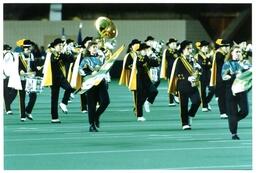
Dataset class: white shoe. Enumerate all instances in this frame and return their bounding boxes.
[215,97,219,101]
[144,101,151,113]
[6,110,13,115]
[174,96,180,104]
[51,119,61,123]
[202,108,209,112]
[182,125,191,130]
[168,103,176,107]
[25,112,33,120]
[220,114,228,119]
[59,103,68,113]
[70,93,75,99]
[82,110,88,113]
[20,118,26,122]
[137,117,146,122]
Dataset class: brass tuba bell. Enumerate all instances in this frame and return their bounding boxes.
[95,16,118,39]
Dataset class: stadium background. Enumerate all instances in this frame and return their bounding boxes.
[3,3,252,78]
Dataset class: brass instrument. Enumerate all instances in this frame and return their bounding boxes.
[95,16,118,39]
[95,16,118,60]
[190,55,201,87]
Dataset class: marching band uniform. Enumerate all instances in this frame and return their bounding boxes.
[221,45,251,140]
[42,38,75,123]
[194,41,214,111]
[78,37,93,113]
[160,38,179,106]
[3,44,17,114]
[125,43,159,121]
[145,36,162,88]
[168,40,201,130]
[16,40,38,121]
[79,41,110,132]
[210,39,230,119]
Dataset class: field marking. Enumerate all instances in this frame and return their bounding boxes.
[160,164,252,170]
[5,146,250,157]
[4,130,252,142]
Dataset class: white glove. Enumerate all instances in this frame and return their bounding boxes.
[79,69,86,76]
[194,63,201,70]
[188,76,196,82]
[223,74,231,80]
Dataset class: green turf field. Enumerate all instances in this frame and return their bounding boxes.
[4,80,252,170]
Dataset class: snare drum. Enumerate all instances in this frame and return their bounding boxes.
[25,76,43,93]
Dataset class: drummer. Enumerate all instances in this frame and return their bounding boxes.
[17,39,39,121]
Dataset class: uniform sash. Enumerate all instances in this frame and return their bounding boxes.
[70,53,82,89]
[42,52,53,86]
[119,53,131,87]
[128,52,137,91]
[160,49,167,79]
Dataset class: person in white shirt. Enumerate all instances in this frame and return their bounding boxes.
[3,44,17,115]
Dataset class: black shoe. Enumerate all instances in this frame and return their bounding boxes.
[232,134,240,140]
[89,125,98,132]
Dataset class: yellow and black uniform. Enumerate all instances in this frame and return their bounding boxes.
[168,41,201,129]
[50,51,75,121]
[195,43,214,110]
[126,43,159,118]
[211,50,227,115]
[161,45,179,105]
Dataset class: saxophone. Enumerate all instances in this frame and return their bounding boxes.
[190,55,201,87]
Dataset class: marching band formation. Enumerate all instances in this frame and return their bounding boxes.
[3,17,252,139]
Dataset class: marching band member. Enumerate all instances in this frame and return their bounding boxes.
[119,39,140,88]
[210,39,230,119]
[126,42,159,121]
[12,40,38,121]
[79,41,110,132]
[168,40,201,130]
[194,41,214,112]
[63,38,77,104]
[160,38,179,106]
[221,44,251,140]
[42,38,75,123]
[145,36,162,88]
[3,44,17,115]
[119,39,141,117]
[78,36,93,113]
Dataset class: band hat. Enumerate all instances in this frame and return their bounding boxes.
[66,39,74,44]
[129,39,141,46]
[215,38,230,47]
[4,44,12,50]
[23,39,32,48]
[179,40,192,52]
[199,40,210,47]
[144,36,155,42]
[137,43,150,51]
[52,38,64,47]
[81,36,93,47]
[16,39,26,47]
[195,41,201,49]
[166,38,178,45]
